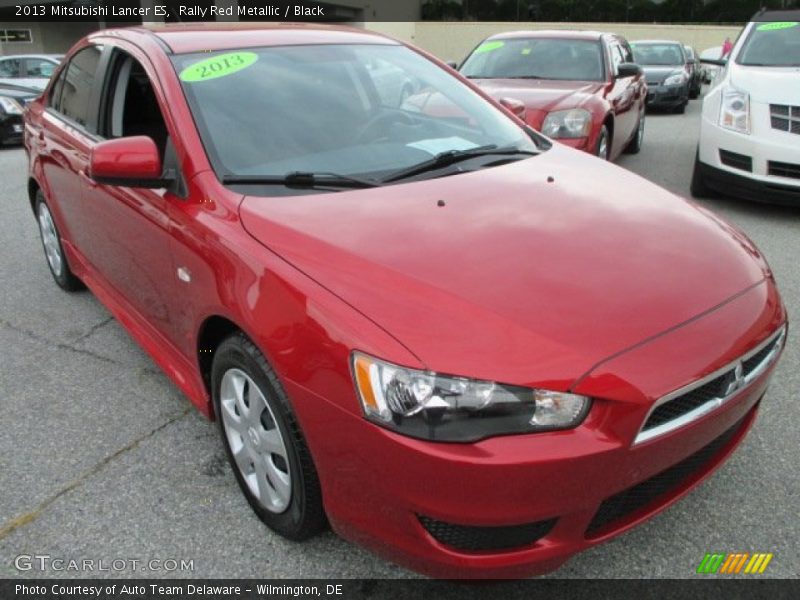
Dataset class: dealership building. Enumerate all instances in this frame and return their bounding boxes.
[0,0,419,54]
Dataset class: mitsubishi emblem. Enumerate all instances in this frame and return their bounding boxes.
[724,363,745,397]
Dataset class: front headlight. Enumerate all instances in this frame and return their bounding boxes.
[0,96,23,115]
[664,72,688,86]
[541,109,592,139]
[719,87,750,134]
[352,352,590,442]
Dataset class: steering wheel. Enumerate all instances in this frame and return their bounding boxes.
[356,110,416,143]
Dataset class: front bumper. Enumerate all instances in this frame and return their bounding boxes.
[288,282,785,578]
[646,84,688,108]
[698,108,800,204]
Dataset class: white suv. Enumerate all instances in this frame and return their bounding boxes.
[692,11,800,204]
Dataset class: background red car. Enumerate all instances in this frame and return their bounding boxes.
[460,30,647,161]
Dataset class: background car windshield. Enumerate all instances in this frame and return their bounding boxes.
[631,43,685,65]
[171,44,537,182]
[737,23,800,66]
[460,38,604,81]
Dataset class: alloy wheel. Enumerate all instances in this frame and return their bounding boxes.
[38,202,63,278]
[219,368,292,513]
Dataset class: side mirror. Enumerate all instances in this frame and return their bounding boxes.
[700,58,727,67]
[498,97,526,119]
[617,63,643,78]
[89,136,167,188]
[445,60,458,70]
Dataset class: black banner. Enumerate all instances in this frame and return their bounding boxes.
[0,0,798,24]
[2,579,800,600]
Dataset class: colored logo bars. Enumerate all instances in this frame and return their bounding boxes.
[697,553,774,574]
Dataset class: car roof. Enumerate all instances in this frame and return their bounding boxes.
[104,23,399,55]
[631,40,684,45]
[0,54,61,60]
[486,30,606,41]
[751,9,800,22]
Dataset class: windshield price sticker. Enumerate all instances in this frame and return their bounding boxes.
[180,52,258,82]
[475,41,505,54]
[757,22,798,31]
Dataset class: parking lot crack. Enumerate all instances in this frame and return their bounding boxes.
[0,318,159,374]
[71,316,115,343]
[0,407,192,541]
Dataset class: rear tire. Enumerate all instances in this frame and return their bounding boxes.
[35,191,83,292]
[212,332,327,541]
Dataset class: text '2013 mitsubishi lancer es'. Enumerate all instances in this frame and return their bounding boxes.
[23,24,786,578]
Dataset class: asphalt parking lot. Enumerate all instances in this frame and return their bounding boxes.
[0,95,798,581]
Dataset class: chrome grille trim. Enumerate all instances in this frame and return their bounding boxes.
[633,326,786,445]
[770,104,800,135]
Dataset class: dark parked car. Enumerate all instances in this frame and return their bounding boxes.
[0,83,39,145]
[632,40,691,113]
[683,45,703,99]
[459,30,647,161]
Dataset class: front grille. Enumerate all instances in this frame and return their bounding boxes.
[770,104,800,135]
[644,374,729,430]
[638,329,784,441]
[719,150,753,172]
[768,160,800,180]
[418,515,557,552]
[586,415,746,537]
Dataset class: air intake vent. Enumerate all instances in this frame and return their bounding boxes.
[418,515,557,552]
[768,160,800,180]
[719,150,753,172]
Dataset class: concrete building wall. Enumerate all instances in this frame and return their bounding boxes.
[0,21,99,55]
[368,21,744,62]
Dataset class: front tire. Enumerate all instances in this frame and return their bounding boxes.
[624,112,645,155]
[690,150,712,198]
[35,191,83,291]
[595,125,611,160]
[212,332,326,541]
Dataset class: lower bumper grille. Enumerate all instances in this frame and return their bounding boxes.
[586,414,746,537]
[768,160,800,181]
[418,515,557,553]
[719,150,753,172]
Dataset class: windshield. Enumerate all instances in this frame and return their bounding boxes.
[171,44,539,190]
[460,38,605,81]
[737,21,800,66]
[631,43,685,66]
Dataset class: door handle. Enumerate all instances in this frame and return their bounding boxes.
[78,169,97,188]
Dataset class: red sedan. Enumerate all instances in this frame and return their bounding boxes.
[24,24,785,578]
[460,30,647,160]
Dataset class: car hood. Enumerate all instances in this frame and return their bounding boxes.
[239,144,768,389]
[640,65,683,84]
[470,78,604,119]
[730,64,800,105]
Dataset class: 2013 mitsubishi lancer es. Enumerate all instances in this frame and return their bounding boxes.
[23,24,786,578]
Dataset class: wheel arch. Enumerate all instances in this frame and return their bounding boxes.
[196,314,246,412]
[28,177,41,214]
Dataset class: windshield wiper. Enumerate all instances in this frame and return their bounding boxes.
[380,145,537,184]
[222,171,382,189]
